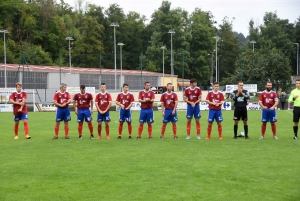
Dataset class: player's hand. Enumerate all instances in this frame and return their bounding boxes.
[294,95,299,99]
[121,105,125,110]
[19,102,24,106]
[191,102,195,107]
[145,98,150,102]
[172,110,176,115]
[270,106,275,110]
[90,109,93,114]
[262,106,268,110]
[18,109,22,112]
[162,112,164,117]
[75,110,78,115]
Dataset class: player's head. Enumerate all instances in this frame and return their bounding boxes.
[296,79,300,89]
[213,82,219,92]
[15,82,22,92]
[80,85,86,94]
[144,81,151,91]
[60,83,67,92]
[100,83,106,92]
[190,78,197,88]
[265,81,272,92]
[238,81,243,90]
[166,83,173,92]
[123,83,129,93]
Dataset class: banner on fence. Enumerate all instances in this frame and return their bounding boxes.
[225,84,257,93]
[0,104,13,112]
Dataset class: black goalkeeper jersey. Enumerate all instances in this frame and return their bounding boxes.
[231,89,250,108]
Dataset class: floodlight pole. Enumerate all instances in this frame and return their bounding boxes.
[213,36,220,82]
[0,30,8,88]
[110,23,119,90]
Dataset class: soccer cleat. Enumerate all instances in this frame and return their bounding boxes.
[106,136,111,140]
[219,137,223,140]
[174,136,178,139]
[205,136,210,140]
[117,136,122,139]
[196,136,201,140]
[136,136,141,140]
[53,136,58,139]
[259,136,264,140]
[79,136,83,139]
[293,136,298,140]
[245,136,250,139]
[273,136,278,140]
[128,136,132,139]
[14,136,18,140]
[186,136,191,140]
[90,135,94,139]
[65,136,70,139]
[97,135,101,140]
[160,136,164,140]
[149,136,153,139]
[233,136,237,139]
[25,135,31,139]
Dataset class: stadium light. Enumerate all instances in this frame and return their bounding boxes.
[161,46,166,85]
[213,36,220,82]
[250,40,256,52]
[110,23,119,90]
[0,30,8,88]
[168,30,175,85]
[295,43,299,75]
[66,37,74,74]
[118,42,124,91]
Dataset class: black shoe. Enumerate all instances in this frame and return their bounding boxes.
[136,136,141,140]
[174,136,178,139]
[117,136,122,139]
[160,136,164,140]
[245,136,250,139]
[128,136,132,139]
[149,136,153,139]
[65,136,70,139]
[53,136,58,139]
[294,136,298,140]
[79,135,83,139]
[90,135,94,139]
[233,136,237,139]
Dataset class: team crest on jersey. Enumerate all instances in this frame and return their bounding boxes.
[171,95,173,99]
[85,95,87,99]
[271,94,273,97]
[105,95,107,98]
[217,95,219,98]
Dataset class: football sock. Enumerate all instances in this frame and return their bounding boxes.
[271,124,276,136]
[234,125,238,136]
[148,124,153,137]
[207,124,212,137]
[105,125,110,136]
[293,126,298,137]
[78,122,83,136]
[261,124,266,137]
[196,123,201,136]
[161,125,166,137]
[14,124,18,136]
[118,122,124,136]
[138,125,143,137]
[97,124,102,136]
[87,122,93,135]
[218,125,222,137]
[172,124,177,137]
[186,123,191,136]
[244,125,248,137]
[54,125,59,137]
[128,122,132,136]
[24,122,29,135]
[64,125,69,136]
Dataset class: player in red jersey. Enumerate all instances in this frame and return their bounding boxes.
[258,81,279,140]
[95,83,112,140]
[116,83,135,139]
[137,81,155,139]
[73,85,94,139]
[205,82,225,140]
[9,82,31,139]
[184,78,202,139]
[53,83,72,139]
[160,83,178,139]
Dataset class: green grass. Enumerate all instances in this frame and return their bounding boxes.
[0,110,299,201]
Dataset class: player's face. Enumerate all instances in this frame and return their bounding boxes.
[296,81,300,89]
[61,85,67,92]
[238,83,244,90]
[144,83,151,91]
[16,85,22,93]
[266,83,272,91]
[167,84,173,92]
[80,88,85,94]
[100,85,106,92]
[123,86,129,93]
[191,82,197,88]
[213,84,219,92]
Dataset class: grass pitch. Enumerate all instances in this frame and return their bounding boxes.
[0,110,299,201]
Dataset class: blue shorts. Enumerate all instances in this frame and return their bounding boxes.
[56,107,71,122]
[139,108,154,124]
[162,109,178,123]
[261,108,277,123]
[97,111,110,122]
[77,108,92,123]
[208,109,223,123]
[14,113,28,121]
[186,104,201,119]
[119,109,132,122]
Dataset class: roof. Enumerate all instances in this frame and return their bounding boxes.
[0,63,177,77]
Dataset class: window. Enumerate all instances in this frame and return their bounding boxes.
[80,74,100,89]
[124,75,158,90]
[23,72,47,89]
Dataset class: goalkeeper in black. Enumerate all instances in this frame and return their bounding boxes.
[231,81,250,139]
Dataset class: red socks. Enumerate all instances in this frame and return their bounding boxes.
[207,125,212,137]
[172,124,177,137]
[186,123,191,136]
[261,124,266,137]
[78,122,83,136]
[161,125,166,137]
[218,125,222,137]
[97,124,102,136]
[64,125,69,136]
[128,122,132,136]
[196,123,200,136]
[87,122,93,135]
[119,122,124,136]
[138,125,143,137]
[148,124,152,137]
[271,123,276,136]
[54,125,59,137]
[105,125,110,136]
[14,124,18,136]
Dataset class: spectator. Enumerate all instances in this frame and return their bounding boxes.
[280,92,286,110]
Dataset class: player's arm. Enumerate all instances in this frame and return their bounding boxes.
[161,102,165,116]
[104,101,112,113]
[194,95,201,104]
[205,94,215,105]
[95,96,101,112]
[271,97,279,110]
[258,95,267,109]
[90,99,94,114]
[138,92,146,103]
[148,92,155,102]
[18,97,26,112]
[288,91,297,102]
[9,98,23,106]
[243,91,250,100]
[73,96,78,114]
[173,101,178,114]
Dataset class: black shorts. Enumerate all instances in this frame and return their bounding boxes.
[233,107,248,121]
[293,107,300,122]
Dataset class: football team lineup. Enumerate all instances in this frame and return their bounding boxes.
[8,79,300,141]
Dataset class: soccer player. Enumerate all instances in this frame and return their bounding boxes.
[184,78,202,140]
[53,83,72,139]
[205,82,224,140]
[160,83,178,139]
[9,82,31,139]
[231,81,250,139]
[116,83,135,139]
[73,85,94,139]
[137,81,155,139]
[95,83,112,140]
[288,79,300,140]
[258,81,279,140]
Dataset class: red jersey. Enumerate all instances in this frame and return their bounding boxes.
[73,92,93,109]
[53,91,71,108]
[116,93,135,108]
[184,87,202,104]
[95,92,112,111]
[206,91,225,110]
[10,91,28,115]
[259,90,278,108]
[160,92,178,109]
[138,90,155,109]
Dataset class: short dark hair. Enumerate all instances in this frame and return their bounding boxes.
[144,81,150,85]
[167,83,172,86]
[296,79,300,82]
[213,82,219,85]
[238,81,243,85]
[266,81,272,85]
[101,83,106,86]
[123,83,129,88]
[80,85,85,89]
[190,78,197,84]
